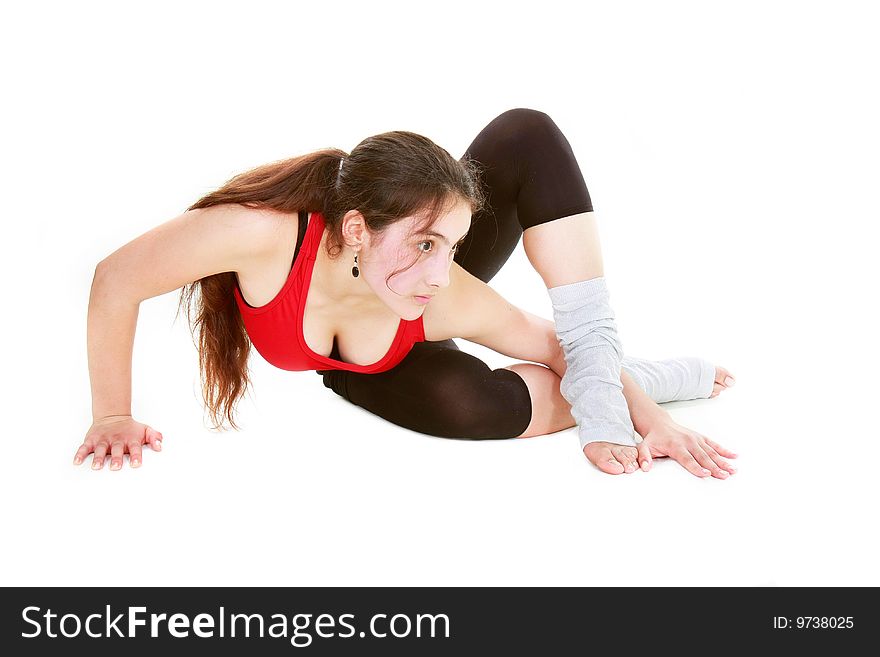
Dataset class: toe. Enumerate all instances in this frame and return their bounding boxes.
[585,443,626,474]
[584,443,639,475]
[715,366,736,388]
[598,458,625,475]
[612,446,640,474]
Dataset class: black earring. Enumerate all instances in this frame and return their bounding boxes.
[351,253,359,278]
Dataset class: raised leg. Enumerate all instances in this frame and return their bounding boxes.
[480,109,636,450]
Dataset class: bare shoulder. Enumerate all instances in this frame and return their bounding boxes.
[206,203,297,248]
[94,203,302,304]
[202,203,301,268]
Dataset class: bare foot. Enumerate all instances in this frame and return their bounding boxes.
[582,442,641,475]
[710,366,736,398]
[581,365,735,474]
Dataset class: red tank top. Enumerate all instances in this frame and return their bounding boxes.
[234,211,425,372]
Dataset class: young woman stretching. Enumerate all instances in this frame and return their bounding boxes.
[76,108,738,478]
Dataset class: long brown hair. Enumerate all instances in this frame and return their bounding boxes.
[176,131,487,431]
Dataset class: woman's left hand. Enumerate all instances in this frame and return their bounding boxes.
[636,418,738,479]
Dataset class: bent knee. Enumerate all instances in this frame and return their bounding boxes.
[439,367,532,440]
[484,108,563,163]
[495,107,554,127]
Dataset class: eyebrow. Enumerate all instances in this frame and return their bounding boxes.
[421,230,468,246]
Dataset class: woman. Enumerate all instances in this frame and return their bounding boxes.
[75,108,737,478]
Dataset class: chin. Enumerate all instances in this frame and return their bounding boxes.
[398,304,425,320]
[402,308,424,321]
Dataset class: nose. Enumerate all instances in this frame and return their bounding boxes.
[424,255,452,290]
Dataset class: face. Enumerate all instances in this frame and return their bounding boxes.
[359,200,472,320]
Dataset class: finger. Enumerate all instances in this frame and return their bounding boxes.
[146,427,163,451]
[710,382,722,398]
[637,441,652,472]
[92,442,109,469]
[109,440,125,471]
[703,443,737,474]
[672,447,712,478]
[702,435,738,459]
[691,445,729,479]
[73,442,94,466]
[128,441,143,468]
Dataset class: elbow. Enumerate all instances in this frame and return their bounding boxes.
[95,253,116,273]
[92,258,113,287]
[89,258,137,307]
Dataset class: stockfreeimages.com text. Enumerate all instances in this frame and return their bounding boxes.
[21,605,450,646]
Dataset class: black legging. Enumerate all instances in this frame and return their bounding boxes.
[319,108,594,440]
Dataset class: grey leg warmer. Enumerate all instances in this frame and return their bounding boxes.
[621,355,717,403]
[548,276,638,449]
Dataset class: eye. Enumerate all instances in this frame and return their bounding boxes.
[418,240,434,253]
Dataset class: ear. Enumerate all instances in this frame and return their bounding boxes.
[340,210,369,250]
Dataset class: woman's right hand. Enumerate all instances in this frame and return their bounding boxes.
[73,415,163,470]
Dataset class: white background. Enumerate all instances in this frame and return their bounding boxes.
[1,0,877,587]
